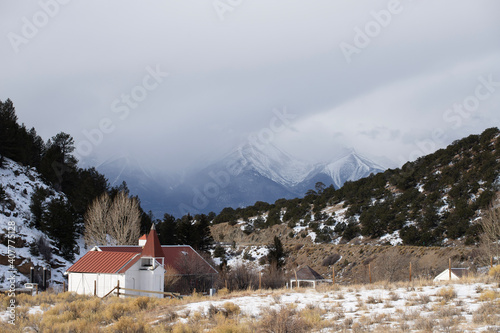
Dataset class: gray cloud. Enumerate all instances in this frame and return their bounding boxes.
[1,0,499,174]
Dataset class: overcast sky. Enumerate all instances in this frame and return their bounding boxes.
[1,0,499,174]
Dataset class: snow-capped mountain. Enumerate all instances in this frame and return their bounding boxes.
[301,149,387,190]
[95,143,388,217]
[215,143,312,188]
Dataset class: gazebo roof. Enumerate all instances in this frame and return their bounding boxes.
[296,265,324,280]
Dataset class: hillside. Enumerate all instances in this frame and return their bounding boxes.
[211,127,500,248]
[0,158,84,288]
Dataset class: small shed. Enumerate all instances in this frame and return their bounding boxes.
[290,265,330,289]
[434,268,469,282]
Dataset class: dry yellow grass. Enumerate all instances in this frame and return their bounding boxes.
[3,275,500,332]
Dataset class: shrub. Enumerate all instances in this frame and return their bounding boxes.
[109,316,146,333]
[104,302,127,321]
[437,286,456,302]
[133,296,150,310]
[322,253,341,267]
[213,245,226,259]
[222,302,241,317]
[473,301,500,325]
[479,289,499,302]
[226,263,258,290]
[258,306,310,333]
[488,265,500,280]
[208,302,241,319]
[172,322,195,333]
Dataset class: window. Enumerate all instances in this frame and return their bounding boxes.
[141,258,153,267]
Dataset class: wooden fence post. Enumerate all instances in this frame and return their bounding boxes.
[294,270,299,289]
[368,264,372,284]
[259,272,262,290]
[63,281,66,293]
[449,258,451,281]
[116,280,120,297]
[35,284,38,295]
[94,280,97,296]
[491,256,494,268]
[332,266,335,286]
[409,262,412,282]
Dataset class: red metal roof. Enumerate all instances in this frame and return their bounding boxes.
[68,227,217,275]
[97,245,217,275]
[66,251,139,274]
[98,246,142,253]
[117,255,142,274]
[139,234,147,240]
[162,246,218,275]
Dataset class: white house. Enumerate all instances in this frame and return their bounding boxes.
[434,268,469,282]
[66,225,166,298]
[66,225,217,298]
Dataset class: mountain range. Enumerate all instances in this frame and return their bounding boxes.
[96,143,387,217]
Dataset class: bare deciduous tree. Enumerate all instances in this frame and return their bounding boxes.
[107,191,141,245]
[84,193,111,247]
[164,264,181,291]
[480,192,500,266]
[84,191,141,247]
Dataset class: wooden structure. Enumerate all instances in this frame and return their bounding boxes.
[290,265,331,289]
[433,268,469,282]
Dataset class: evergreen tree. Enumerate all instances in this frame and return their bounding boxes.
[158,213,178,245]
[0,99,20,160]
[267,236,285,269]
[176,214,194,245]
[29,186,51,229]
[193,214,214,251]
[0,184,6,207]
[41,197,77,261]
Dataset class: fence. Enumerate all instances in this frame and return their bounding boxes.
[101,281,182,299]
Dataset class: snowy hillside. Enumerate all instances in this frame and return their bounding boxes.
[0,158,83,289]
[210,128,500,250]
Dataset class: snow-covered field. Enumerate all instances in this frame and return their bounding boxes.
[1,279,499,332]
[174,281,500,332]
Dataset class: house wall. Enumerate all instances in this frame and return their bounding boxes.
[124,260,165,298]
[68,273,125,297]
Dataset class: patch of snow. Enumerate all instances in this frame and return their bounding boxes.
[379,230,402,246]
[171,281,500,332]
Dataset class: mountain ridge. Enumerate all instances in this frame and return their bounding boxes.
[96,143,387,217]
[209,127,500,248]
